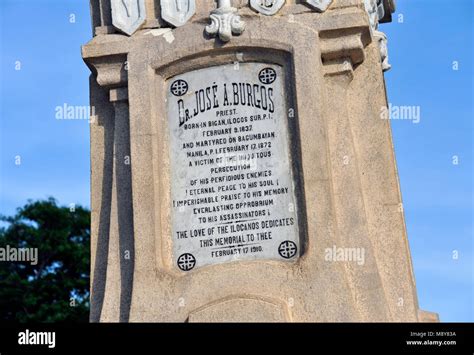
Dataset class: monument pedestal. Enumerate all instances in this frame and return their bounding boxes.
[83,0,436,322]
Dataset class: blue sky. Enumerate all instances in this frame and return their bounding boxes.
[0,0,472,322]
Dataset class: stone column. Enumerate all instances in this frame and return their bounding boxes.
[85,55,134,322]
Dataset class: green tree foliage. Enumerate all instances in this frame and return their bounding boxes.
[0,198,90,322]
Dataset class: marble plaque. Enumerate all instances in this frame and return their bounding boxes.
[167,62,300,272]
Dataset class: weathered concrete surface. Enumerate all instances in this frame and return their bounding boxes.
[83,0,436,322]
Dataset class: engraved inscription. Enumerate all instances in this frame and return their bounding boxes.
[167,63,300,271]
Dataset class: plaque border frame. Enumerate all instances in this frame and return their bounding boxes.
[150,48,309,275]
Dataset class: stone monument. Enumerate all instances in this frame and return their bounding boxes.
[82,0,438,322]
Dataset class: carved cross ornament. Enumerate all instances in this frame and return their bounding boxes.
[109,0,337,38]
[205,0,245,42]
[111,0,147,36]
[108,0,392,68]
[203,0,334,42]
